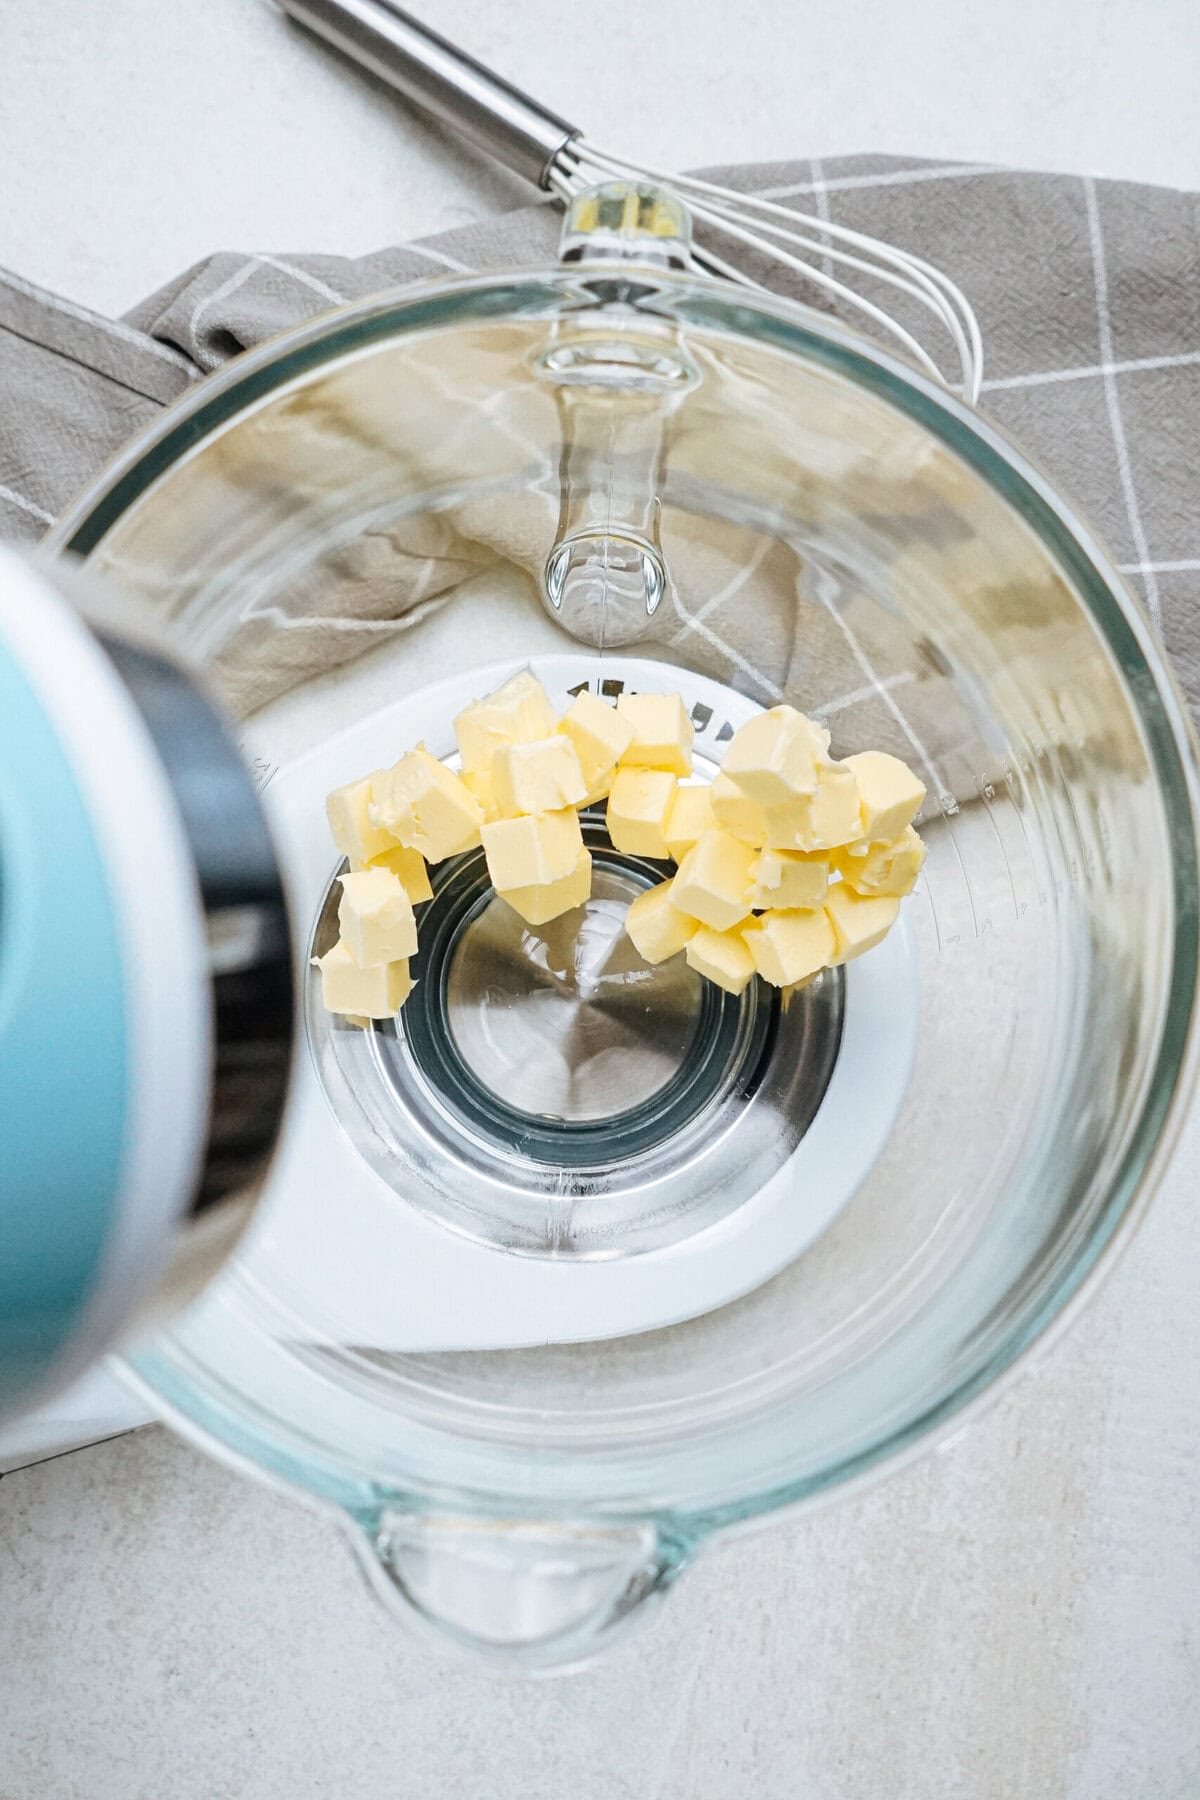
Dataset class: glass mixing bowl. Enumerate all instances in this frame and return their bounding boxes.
[49,202,1200,1669]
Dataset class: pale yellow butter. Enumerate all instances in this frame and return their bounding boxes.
[453,670,558,773]
[825,884,901,963]
[749,846,829,910]
[326,773,395,864]
[501,849,592,926]
[616,692,694,776]
[722,706,829,804]
[606,767,678,859]
[835,825,925,897]
[710,771,768,846]
[665,784,717,862]
[460,767,501,824]
[315,939,413,1017]
[493,733,587,817]
[685,925,756,995]
[743,907,835,987]
[337,868,418,967]
[842,750,926,843]
[370,748,483,860]
[625,881,699,964]
[670,828,756,931]
[482,807,583,892]
[784,764,864,851]
[559,691,635,799]
[349,843,433,904]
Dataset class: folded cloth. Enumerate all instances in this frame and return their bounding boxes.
[2,155,1197,728]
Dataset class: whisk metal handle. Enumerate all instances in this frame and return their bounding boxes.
[278,0,579,188]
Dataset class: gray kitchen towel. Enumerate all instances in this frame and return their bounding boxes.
[2,154,1198,710]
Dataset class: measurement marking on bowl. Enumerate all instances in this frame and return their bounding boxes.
[247,756,279,793]
[569,674,737,750]
[974,770,1023,925]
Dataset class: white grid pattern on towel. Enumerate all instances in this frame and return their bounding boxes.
[1121,560,1200,576]
[255,254,345,305]
[807,156,836,286]
[0,268,197,373]
[983,349,1200,393]
[0,483,53,525]
[759,162,995,201]
[1083,177,1162,631]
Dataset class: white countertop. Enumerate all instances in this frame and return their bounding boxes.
[2,3,1199,1796]
[7,0,1200,316]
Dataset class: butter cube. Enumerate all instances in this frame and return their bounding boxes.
[501,849,592,926]
[559,691,635,799]
[315,938,413,1017]
[722,706,829,804]
[326,773,395,863]
[493,734,587,816]
[482,807,583,892]
[460,767,501,824]
[625,881,699,964]
[749,846,830,910]
[665,784,717,862]
[779,764,864,851]
[685,926,756,995]
[453,670,558,773]
[337,868,418,966]
[606,767,678,859]
[835,825,925,897]
[670,829,756,931]
[616,692,694,776]
[842,750,926,843]
[825,884,901,963]
[371,749,483,860]
[349,843,433,904]
[742,908,835,987]
[710,772,768,846]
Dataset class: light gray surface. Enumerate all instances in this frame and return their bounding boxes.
[3,0,1199,315]
[2,2,1200,1795]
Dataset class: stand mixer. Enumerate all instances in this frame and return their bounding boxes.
[1,176,1197,1669]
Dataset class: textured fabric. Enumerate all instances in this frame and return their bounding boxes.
[2,155,1197,717]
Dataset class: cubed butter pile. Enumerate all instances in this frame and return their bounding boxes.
[623,704,926,997]
[315,670,671,1020]
[315,673,925,1024]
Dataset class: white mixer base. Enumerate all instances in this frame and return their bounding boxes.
[245,655,918,1350]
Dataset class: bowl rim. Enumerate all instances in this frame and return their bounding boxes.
[48,262,1200,1540]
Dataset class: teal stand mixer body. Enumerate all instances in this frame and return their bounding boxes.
[0,553,292,1420]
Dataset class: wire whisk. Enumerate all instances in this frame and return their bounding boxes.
[281,0,984,400]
